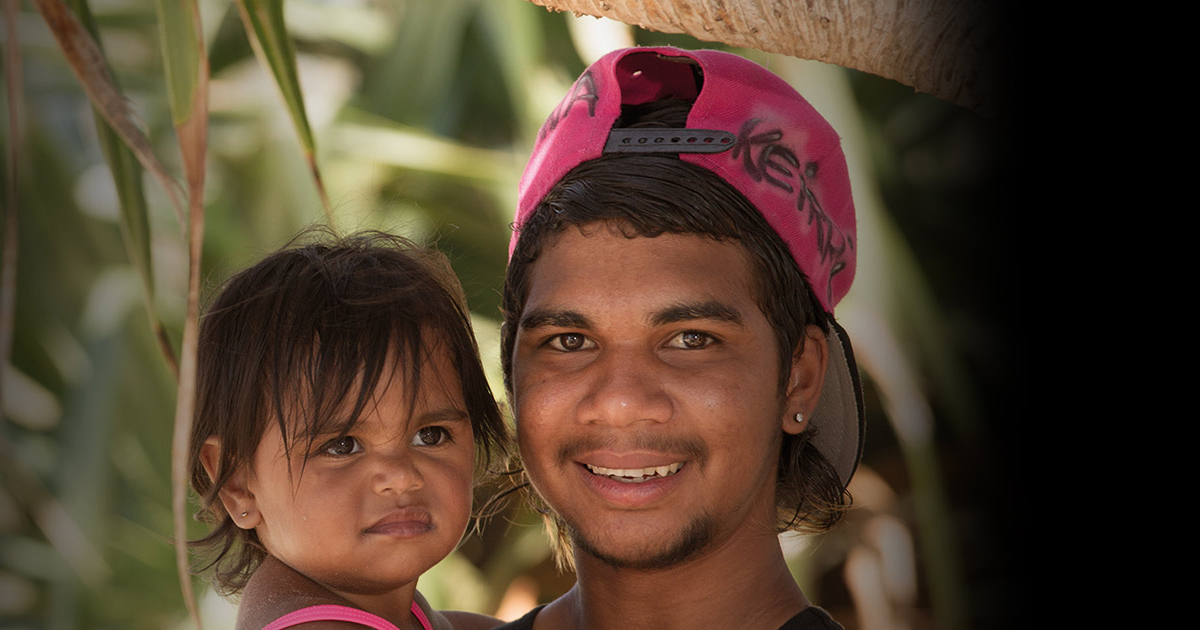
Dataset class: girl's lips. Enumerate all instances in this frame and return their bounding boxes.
[364,508,433,537]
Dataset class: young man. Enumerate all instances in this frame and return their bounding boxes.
[498,47,865,630]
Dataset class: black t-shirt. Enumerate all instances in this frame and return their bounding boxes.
[494,604,844,630]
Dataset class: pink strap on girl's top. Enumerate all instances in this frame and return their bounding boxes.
[261,602,432,630]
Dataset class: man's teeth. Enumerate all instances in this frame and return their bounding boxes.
[586,463,682,483]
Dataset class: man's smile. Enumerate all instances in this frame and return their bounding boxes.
[568,454,692,509]
[584,462,684,483]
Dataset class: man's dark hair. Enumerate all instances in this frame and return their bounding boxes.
[500,101,850,562]
[188,228,509,594]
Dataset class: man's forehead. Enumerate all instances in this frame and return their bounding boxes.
[532,223,752,269]
[519,229,759,323]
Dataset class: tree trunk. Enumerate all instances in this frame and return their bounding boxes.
[528,0,1004,116]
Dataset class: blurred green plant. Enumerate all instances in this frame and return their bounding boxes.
[1,1,1008,628]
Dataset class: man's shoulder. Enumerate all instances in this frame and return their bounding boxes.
[488,604,842,630]
[489,605,543,630]
[780,606,844,630]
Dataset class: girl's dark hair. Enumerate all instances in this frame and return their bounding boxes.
[188,228,508,594]
[500,100,849,565]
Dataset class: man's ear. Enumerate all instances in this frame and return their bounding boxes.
[782,324,828,436]
[200,437,260,529]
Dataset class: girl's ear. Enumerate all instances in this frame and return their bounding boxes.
[782,325,829,436]
[200,437,260,529]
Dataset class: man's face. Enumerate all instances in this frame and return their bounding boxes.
[511,227,794,570]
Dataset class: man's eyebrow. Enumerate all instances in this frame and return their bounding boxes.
[519,308,594,330]
[650,301,745,327]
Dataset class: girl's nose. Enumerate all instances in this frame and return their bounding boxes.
[371,451,424,495]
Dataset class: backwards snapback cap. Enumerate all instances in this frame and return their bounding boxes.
[511,46,864,488]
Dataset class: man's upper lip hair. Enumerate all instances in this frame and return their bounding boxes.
[560,437,708,467]
[576,450,688,470]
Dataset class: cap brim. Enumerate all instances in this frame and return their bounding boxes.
[809,318,864,488]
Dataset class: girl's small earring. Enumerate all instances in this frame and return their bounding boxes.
[240,511,248,518]
[794,412,804,424]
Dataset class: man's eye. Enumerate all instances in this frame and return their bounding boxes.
[548,333,592,351]
[412,426,449,447]
[322,436,362,456]
[669,331,714,349]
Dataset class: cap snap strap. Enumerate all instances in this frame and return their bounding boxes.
[604,129,736,154]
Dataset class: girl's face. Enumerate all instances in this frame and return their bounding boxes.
[241,344,475,608]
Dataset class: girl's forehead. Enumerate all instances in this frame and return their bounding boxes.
[279,338,464,438]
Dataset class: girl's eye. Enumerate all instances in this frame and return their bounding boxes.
[412,426,449,447]
[669,331,714,349]
[548,333,593,352]
[322,436,363,456]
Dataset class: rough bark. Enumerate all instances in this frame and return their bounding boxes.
[529,0,1003,116]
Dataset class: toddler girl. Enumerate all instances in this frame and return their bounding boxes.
[188,230,509,630]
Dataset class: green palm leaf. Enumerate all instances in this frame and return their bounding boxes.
[2,0,22,400]
[55,0,180,374]
[34,0,187,226]
[235,0,331,220]
[150,0,209,626]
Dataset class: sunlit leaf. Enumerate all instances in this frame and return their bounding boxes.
[329,108,519,185]
[33,0,187,227]
[362,0,471,127]
[477,0,553,142]
[235,0,331,220]
[154,0,202,125]
[95,129,178,374]
[64,0,178,376]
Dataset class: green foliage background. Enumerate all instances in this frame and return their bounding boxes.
[0,1,1015,628]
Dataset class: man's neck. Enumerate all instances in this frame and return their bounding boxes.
[537,532,810,630]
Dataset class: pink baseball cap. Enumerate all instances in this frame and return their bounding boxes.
[511,46,863,488]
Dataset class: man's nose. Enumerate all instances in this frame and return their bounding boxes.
[576,344,672,427]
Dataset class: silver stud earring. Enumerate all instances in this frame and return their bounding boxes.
[794,412,804,424]
[240,511,248,518]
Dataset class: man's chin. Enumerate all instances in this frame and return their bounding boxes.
[567,515,716,572]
